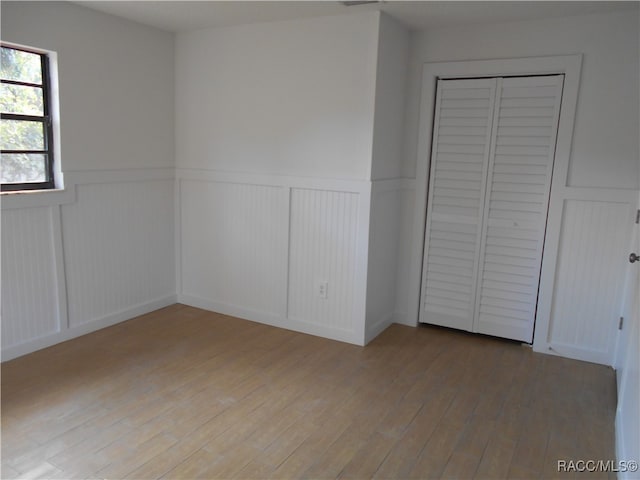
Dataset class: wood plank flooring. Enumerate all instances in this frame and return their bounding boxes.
[1,304,617,479]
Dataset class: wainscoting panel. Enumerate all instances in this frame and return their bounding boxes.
[1,207,60,348]
[288,188,360,333]
[180,180,287,317]
[547,197,634,364]
[176,170,370,345]
[3,167,374,359]
[2,170,176,361]
[61,180,175,327]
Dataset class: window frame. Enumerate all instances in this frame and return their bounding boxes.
[1,43,55,192]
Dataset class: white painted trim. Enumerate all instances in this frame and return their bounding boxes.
[282,187,292,319]
[175,177,183,298]
[50,205,69,332]
[176,168,370,194]
[365,312,395,344]
[559,186,638,202]
[1,188,75,209]
[545,341,610,366]
[352,183,372,345]
[1,294,176,362]
[1,167,175,210]
[407,65,439,329]
[408,55,583,352]
[425,55,583,80]
[615,414,630,480]
[392,311,410,326]
[178,293,362,346]
[64,167,174,185]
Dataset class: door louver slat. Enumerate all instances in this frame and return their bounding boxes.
[475,75,564,342]
[420,78,497,331]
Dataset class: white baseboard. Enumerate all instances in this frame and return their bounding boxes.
[365,313,395,344]
[178,293,363,346]
[616,412,624,477]
[615,410,637,480]
[392,311,416,327]
[536,341,610,366]
[1,294,177,362]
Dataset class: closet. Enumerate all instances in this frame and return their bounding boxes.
[419,75,563,342]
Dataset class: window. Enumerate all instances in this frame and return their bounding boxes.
[1,44,55,191]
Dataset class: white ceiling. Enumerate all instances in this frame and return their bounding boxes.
[74,1,639,33]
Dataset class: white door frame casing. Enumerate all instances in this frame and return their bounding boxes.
[408,55,582,353]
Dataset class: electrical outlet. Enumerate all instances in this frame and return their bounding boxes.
[317,281,328,299]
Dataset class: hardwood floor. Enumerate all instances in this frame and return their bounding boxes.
[1,304,617,479]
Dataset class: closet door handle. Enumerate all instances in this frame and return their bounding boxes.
[630,253,639,263]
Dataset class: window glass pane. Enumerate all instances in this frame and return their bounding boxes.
[0,153,46,183]
[1,47,42,84]
[1,119,44,150]
[0,83,44,115]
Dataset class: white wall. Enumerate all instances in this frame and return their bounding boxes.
[1,1,174,172]
[403,10,639,188]
[396,10,640,337]
[1,2,176,360]
[365,14,410,341]
[175,13,381,344]
[370,13,409,182]
[175,12,379,180]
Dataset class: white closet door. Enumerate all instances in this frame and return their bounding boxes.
[419,78,497,331]
[474,75,564,342]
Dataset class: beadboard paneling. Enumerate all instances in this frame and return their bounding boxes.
[176,172,368,345]
[180,180,287,316]
[61,180,175,327]
[1,207,60,348]
[288,188,359,333]
[548,199,633,363]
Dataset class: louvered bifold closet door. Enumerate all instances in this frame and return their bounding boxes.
[419,78,497,331]
[474,75,564,342]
